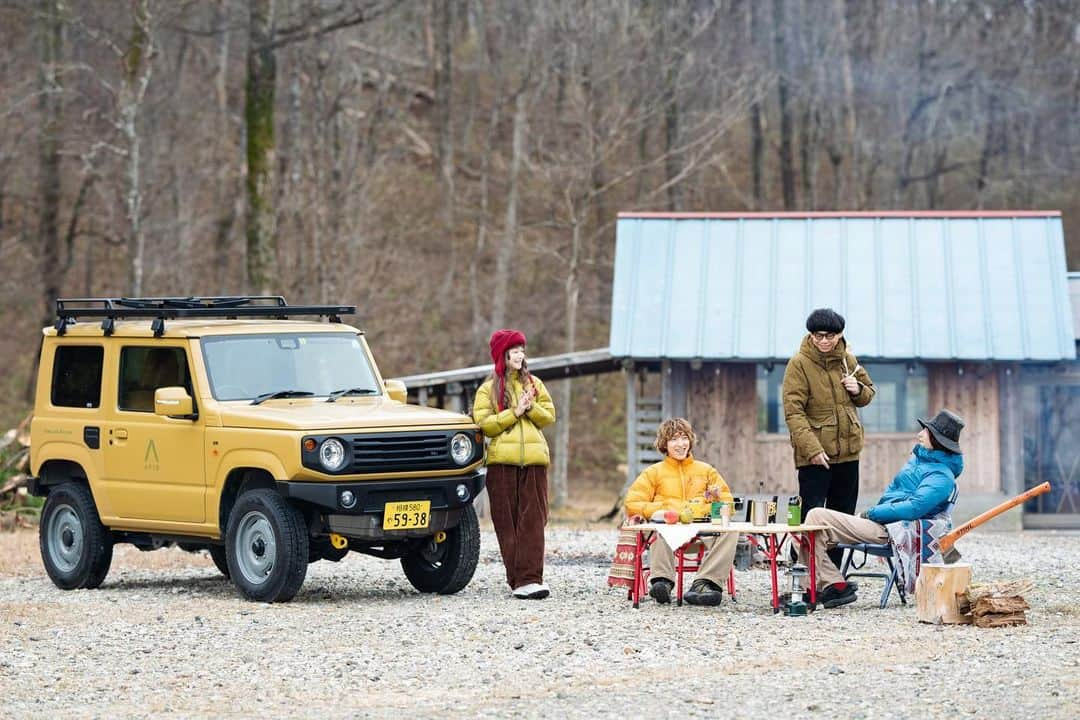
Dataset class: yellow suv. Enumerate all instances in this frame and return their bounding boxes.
[29,297,485,602]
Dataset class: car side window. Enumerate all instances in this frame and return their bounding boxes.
[51,346,105,408]
[118,346,192,412]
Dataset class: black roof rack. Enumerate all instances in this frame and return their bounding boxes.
[53,296,356,337]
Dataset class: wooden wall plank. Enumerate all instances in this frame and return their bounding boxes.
[685,361,1002,501]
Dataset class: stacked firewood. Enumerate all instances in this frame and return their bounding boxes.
[0,416,34,531]
[961,580,1033,628]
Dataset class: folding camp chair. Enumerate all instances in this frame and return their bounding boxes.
[838,487,959,609]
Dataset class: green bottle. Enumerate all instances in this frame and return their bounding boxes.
[787,496,802,526]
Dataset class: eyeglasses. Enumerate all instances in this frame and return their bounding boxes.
[811,331,839,341]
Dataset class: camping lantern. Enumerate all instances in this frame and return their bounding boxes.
[783,563,809,616]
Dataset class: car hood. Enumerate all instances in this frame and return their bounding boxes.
[215,398,475,431]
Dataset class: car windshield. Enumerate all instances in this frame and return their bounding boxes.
[201,333,380,402]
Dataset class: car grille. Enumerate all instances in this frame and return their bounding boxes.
[349,431,455,473]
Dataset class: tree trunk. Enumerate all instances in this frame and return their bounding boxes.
[246,0,278,295]
[772,0,796,209]
[833,0,859,207]
[432,0,454,228]
[469,99,501,346]
[799,105,816,209]
[747,0,764,208]
[660,17,685,212]
[30,0,65,404]
[38,0,63,327]
[975,93,1002,208]
[550,215,582,510]
[213,1,236,293]
[491,90,526,331]
[122,0,153,296]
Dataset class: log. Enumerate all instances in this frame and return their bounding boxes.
[916,562,973,624]
[973,612,1027,628]
[972,596,1030,617]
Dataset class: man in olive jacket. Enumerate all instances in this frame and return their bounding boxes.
[783,308,874,568]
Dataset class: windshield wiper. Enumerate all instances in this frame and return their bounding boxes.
[326,387,379,402]
[250,390,315,406]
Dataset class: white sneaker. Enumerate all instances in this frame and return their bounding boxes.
[512,583,550,600]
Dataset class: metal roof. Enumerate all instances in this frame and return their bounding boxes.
[610,211,1075,361]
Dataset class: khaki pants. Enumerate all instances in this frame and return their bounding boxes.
[797,506,888,589]
[650,533,737,587]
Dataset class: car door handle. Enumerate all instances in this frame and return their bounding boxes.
[115,428,129,440]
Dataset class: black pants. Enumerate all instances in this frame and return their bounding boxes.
[798,460,860,571]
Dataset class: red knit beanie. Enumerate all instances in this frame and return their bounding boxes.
[489,329,526,411]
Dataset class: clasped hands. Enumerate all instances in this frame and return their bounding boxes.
[513,386,536,417]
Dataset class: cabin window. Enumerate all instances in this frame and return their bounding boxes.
[757,362,928,434]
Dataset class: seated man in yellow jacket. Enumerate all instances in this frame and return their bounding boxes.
[625,418,736,606]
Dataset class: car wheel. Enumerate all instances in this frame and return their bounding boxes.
[401,504,479,594]
[208,544,230,578]
[39,482,113,590]
[225,489,308,602]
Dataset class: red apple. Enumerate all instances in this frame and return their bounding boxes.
[663,510,678,524]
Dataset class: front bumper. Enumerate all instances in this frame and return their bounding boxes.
[276,471,485,516]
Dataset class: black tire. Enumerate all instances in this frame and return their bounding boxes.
[39,482,113,590]
[225,489,308,602]
[208,544,230,578]
[401,504,479,594]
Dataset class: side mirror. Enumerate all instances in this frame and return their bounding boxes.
[155,386,195,418]
[383,379,407,403]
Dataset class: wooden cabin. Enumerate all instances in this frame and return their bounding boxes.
[610,211,1076,528]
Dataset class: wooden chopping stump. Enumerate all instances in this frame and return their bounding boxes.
[916,562,972,624]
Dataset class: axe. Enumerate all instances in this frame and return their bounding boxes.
[938,482,1051,564]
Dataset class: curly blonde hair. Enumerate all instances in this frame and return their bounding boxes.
[654,417,696,454]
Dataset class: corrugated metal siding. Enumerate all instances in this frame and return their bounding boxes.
[1070,273,1080,340]
[610,213,1075,361]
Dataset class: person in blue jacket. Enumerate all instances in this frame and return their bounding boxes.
[796,409,965,608]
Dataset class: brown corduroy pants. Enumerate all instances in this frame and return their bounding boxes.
[485,464,548,589]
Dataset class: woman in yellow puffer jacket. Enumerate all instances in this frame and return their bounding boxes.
[473,329,556,600]
[625,418,735,606]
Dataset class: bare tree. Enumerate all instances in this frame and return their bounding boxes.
[245,0,277,295]
[37,0,64,328]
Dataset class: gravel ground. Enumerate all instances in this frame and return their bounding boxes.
[1,525,1078,719]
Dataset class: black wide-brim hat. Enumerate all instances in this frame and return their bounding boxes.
[917,409,964,453]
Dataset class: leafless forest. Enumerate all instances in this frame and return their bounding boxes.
[1,1,1078,497]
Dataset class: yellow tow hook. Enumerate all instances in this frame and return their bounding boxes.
[434,531,447,544]
[329,533,348,550]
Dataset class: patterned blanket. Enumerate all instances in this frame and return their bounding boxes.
[885,512,953,594]
[607,526,641,588]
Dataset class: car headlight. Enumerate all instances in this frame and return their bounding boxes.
[319,438,348,472]
[450,432,473,466]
